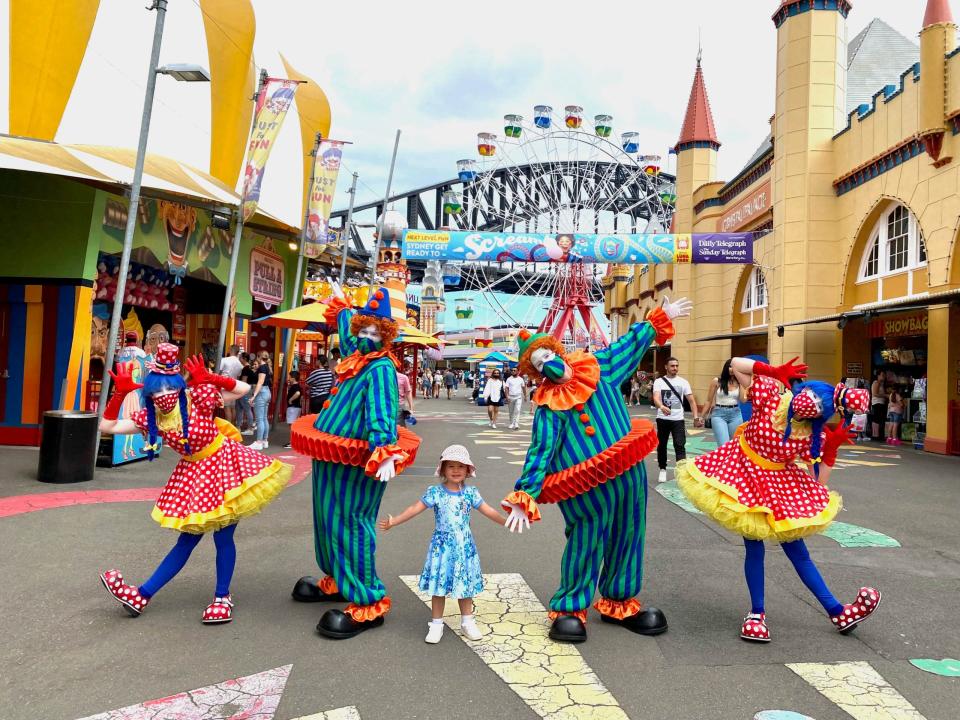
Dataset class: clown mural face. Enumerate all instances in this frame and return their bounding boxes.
[531,347,571,383]
[157,201,198,280]
[357,323,383,355]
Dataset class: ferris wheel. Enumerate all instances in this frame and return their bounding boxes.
[441,104,677,347]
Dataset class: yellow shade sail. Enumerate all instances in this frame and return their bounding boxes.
[280,54,332,215]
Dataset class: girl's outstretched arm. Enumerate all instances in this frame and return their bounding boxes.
[378,500,428,531]
[476,502,507,526]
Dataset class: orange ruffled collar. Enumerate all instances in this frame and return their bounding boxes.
[335,348,399,381]
[532,351,600,411]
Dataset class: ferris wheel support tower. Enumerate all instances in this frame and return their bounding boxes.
[537,264,605,347]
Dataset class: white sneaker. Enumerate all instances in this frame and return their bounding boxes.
[249,440,264,450]
[491,423,497,429]
[425,621,444,644]
[657,469,667,484]
[262,441,269,449]
[460,615,483,641]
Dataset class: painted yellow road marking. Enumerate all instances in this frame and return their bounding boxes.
[400,573,629,719]
[786,661,926,719]
[832,459,897,468]
[291,709,361,720]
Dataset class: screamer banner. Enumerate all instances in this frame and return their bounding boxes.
[401,229,753,264]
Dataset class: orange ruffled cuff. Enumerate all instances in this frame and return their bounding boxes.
[538,418,657,504]
[548,609,588,624]
[646,306,676,346]
[344,597,391,622]
[290,415,421,474]
[501,491,542,523]
[318,576,338,595]
[364,444,412,477]
[593,597,641,620]
[323,296,352,326]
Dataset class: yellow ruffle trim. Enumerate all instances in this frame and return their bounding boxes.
[151,460,292,534]
[675,459,841,542]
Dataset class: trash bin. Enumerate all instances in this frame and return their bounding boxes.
[37,411,98,483]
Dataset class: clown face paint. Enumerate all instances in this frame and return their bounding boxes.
[153,390,180,413]
[357,324,383,354]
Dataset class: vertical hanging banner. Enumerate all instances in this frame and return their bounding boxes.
[303,140,344,258]
[241,78,301,222]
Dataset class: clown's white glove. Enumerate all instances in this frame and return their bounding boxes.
[375,455,405,482]
[661,295,693,320]
[505,503,531,534]
[329,280,346,301]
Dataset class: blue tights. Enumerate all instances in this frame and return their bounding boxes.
[743,538,843,616]
[139,524,237,598]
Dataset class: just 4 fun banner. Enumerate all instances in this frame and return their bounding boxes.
[241,78,301,222]
[303,140,345,258]
[401,229,754,264]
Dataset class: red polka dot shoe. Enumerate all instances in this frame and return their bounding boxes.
[202,595,234,624]
[740,612,771,642]
[831,587,881,634]
[99,569,149,617]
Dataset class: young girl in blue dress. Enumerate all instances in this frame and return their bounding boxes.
[379,444,506,643]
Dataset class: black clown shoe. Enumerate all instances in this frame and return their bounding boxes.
[292,576,346,603]
[317,609,385,639]
[600,607,668,636]
[548,615,587,643]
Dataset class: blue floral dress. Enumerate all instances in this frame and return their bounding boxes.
[418,484,485,598]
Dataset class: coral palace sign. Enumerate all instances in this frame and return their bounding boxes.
[720,181,771,233]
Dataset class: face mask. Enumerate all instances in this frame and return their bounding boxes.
[543,356,566,382]
[357,337,382,354]
[791,391,822,420]
[153,392,179,413]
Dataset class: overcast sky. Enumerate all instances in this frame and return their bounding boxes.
[0,0,926,227]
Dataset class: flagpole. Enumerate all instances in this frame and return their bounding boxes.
[369,129,401,286]
[216,69,267,363]
[339,172,358,284]
[274,132,323,425]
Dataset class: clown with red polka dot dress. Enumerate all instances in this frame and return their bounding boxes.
[97,344,291,624]
[676,356,881,642]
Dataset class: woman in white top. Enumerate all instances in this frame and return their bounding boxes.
[481,369,505,428]
[701,359,748,445]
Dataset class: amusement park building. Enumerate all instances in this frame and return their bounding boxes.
[605,0,960,455]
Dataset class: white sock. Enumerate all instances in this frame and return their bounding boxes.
[431,618,443,625]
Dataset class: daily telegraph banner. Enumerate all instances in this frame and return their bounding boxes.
[303,140,344,258]
[241,78,300,222]
[401,229,753,264]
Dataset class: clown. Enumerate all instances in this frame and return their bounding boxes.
[676,357,880,642]
[505,296,692,643]
[290,284,421,639]
[97,344,291,624]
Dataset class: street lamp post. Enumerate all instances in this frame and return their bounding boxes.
[95,0,209,430]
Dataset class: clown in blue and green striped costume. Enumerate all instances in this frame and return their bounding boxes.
[291,286,420,638]
[507,298,691,642]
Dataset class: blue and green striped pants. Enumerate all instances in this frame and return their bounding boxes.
[312,460,388,606]
[550,463,648,613]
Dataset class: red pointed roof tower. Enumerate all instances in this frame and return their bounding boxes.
[675,53,720,152]
[923,0,954,27]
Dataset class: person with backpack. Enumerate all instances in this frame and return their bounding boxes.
[652,357,701,484]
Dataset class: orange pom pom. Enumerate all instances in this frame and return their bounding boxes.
[579,413,590,423]
[575,403,585,411]
[518,329,531,341]
[322,400,331,410]
[368,300,379,309]
[374,291,384,300]
[585,426,596,436]
[330,387,339,395]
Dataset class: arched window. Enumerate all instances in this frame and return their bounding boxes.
[858,203,927,281]
[741,267,767,312]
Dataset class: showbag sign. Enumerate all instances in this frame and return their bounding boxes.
[401,229,753,264]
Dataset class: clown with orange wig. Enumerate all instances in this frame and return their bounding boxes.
[290,284,420,639]
[505,297,691,643]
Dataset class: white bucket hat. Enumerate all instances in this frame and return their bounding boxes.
[435,444,477,477]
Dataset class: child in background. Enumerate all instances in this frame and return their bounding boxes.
[283,370,301,449]
[886,387,904,445]
[378,445,506,643]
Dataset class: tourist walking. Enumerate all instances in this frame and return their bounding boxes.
[652,357,701,483]
[397,364,415,424]
[433,369,443,398]
[250,351,274,450]
[482,369,505,428]
[444,367,456,399]
[701,359,747,445]
[504,367,526,429]
[885,386,904,445]
[218,345,243,425]
[306,355,335,414]
[237,353,256,434]
[870,370,887,441]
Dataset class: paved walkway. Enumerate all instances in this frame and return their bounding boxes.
[1,397,957,719]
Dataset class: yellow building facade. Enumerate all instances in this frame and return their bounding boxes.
[605,0,960,454]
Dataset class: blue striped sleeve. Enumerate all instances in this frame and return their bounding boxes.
[513,408,564,499]
[595,321,657,387]
[364,361,399,449]
[337,307,357,356]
